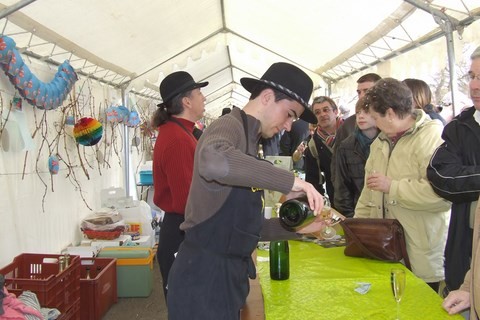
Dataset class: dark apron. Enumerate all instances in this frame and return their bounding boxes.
[167,111,264,320]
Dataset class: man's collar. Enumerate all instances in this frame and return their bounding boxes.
[474,109,480,126]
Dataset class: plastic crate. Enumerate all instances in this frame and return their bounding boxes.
[139,170,153,185]
[80,257,118,320]
[58,298,80,320]
[0,253,81,318]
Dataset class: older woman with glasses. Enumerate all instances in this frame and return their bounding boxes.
[354,78,451,292]
[304,96,343,205]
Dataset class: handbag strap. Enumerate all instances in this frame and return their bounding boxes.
[341,221,412,270]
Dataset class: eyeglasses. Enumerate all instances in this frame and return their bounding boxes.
[465,72,480,81]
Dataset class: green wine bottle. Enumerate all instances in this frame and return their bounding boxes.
[279,196,316,231]
[269,240,290,280]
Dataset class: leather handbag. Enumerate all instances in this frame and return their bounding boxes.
[340,218,411,270]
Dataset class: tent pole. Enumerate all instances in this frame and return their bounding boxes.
[404,0,460,115]
[0,0,37,19]
[122,87,130,197]
[445,23,457,116]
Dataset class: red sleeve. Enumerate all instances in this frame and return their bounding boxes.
[160,138,196,213]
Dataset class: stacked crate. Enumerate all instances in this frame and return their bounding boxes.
[80,257,117,320]
[0,253,81,319]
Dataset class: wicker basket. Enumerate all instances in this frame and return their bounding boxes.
[82,228,123,240]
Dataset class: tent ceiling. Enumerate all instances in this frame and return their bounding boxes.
[0,0,479,118]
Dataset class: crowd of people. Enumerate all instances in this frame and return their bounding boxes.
[149,45,480,319]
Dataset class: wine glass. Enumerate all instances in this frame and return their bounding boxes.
[367,169,378,207]
[318,196,341,240]
[391,268,406,320]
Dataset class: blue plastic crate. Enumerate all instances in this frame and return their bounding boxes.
[139,171,153,185]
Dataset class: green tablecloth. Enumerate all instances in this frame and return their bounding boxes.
[256,240,463,320]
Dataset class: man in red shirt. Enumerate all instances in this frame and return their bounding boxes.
[151,71,208,300]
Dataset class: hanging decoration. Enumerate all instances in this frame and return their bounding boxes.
[105,105,129,123]
[12,96,22,110]
[48,154,60,175]
[73,117,103,146]
[65,115,75,126]
[0,35,78,110]
[126,110,140,127]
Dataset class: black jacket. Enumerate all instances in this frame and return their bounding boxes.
[331,115,356,183]
[427,106,480,291]
[279,119,309,170]
[304,133,334,204]
[333,134,369,217]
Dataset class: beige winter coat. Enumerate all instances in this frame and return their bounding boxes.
[355,110,451,283]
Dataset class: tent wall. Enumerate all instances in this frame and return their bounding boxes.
[0,60,147,267]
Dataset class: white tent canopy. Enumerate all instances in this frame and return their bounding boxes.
[0,0,478,118]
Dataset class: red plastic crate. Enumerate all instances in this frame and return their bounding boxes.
[0,253,80,319]
[80,257,118,320]
[58,298,80,320]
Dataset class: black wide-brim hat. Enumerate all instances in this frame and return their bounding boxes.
[157,71,208,106]
[240,62,316,124]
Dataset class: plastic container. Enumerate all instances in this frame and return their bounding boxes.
[80,257,117,320]
[97,247,153,297]
[100,187,126,208]
[139,170,153,185]
[117,201,155,247]
[0,253,81,319]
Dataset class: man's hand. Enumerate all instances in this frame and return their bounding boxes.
[442,290,470,315]
[288,177,323,214]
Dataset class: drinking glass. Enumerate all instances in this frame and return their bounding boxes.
[318,196,342,239]
[367,169,378,207]
[367,169,378,189]
[390,268,406,320]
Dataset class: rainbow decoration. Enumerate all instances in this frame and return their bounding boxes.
[73,117,103,146]
[0,35,78,110]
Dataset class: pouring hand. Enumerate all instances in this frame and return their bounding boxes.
[289,177,323,214]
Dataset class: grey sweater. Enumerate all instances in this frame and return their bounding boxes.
[182,107,298,240]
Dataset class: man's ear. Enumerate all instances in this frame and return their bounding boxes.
[260,88,274,106]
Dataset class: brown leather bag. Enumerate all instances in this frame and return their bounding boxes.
[340,218,411,270]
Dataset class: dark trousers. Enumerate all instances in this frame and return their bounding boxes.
[157,212,184,301]
[427,281,440,294]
